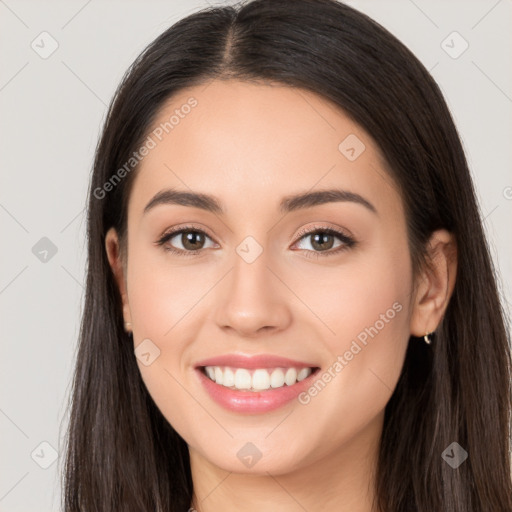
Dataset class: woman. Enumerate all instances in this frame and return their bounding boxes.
[62,0,512,510]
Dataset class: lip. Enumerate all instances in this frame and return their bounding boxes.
[196,368,320,414]
[194,353,317,370]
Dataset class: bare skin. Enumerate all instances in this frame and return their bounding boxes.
[105,79,457,512]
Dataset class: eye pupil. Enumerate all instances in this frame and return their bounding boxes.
[311,232,334,251]
[182,231,204,250]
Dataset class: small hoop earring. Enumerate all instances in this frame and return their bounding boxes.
[424,331,433,345]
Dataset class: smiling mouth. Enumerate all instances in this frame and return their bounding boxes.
[200,365,320,392]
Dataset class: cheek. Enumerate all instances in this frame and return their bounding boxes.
[283,237,412,353]
[325,261,410,353]
[323,245,412,375]
[127,245,206,345]
[281,243,412,429]
[126,250,209,440]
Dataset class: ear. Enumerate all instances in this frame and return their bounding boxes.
[105,227,132,329]
[410,229,457,337]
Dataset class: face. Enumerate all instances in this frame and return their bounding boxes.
[107,79,417,475]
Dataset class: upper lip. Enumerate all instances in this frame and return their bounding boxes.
[195,353,318,370]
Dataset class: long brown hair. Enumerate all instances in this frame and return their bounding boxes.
[61,1,512,510]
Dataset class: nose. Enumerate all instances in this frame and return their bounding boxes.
[213,252,292,338]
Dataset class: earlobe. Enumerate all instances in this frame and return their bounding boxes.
[105,227,132,327]
[410,229,457,337]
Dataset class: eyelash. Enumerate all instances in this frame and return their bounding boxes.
[155,224,356,259]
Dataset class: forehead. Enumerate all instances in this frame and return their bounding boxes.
[128,79,402,223]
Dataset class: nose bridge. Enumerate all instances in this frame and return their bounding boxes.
[232,245,271,297]
[214,240,291,335]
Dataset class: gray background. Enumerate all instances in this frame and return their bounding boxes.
[1,0,511,510]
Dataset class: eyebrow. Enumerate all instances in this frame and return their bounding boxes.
[143,188,378,216]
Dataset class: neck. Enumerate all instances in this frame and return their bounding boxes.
[189,412,383,512]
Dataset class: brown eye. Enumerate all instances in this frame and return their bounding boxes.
[308,232,336,251]
[156,226,217,256]
[294,227,355,257]
[178,231,206,251]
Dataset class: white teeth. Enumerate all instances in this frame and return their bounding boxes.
[214,367,223,385]
[234,369,252,389]
[223,367,235,387]
[206,367,215,380]
[252,369,271,390]
[270,368,285,388]
[285,368,297,386]
[203,366,314,391]
[297,368,312,381]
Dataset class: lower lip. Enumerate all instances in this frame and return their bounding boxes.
[195,368,319,414]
